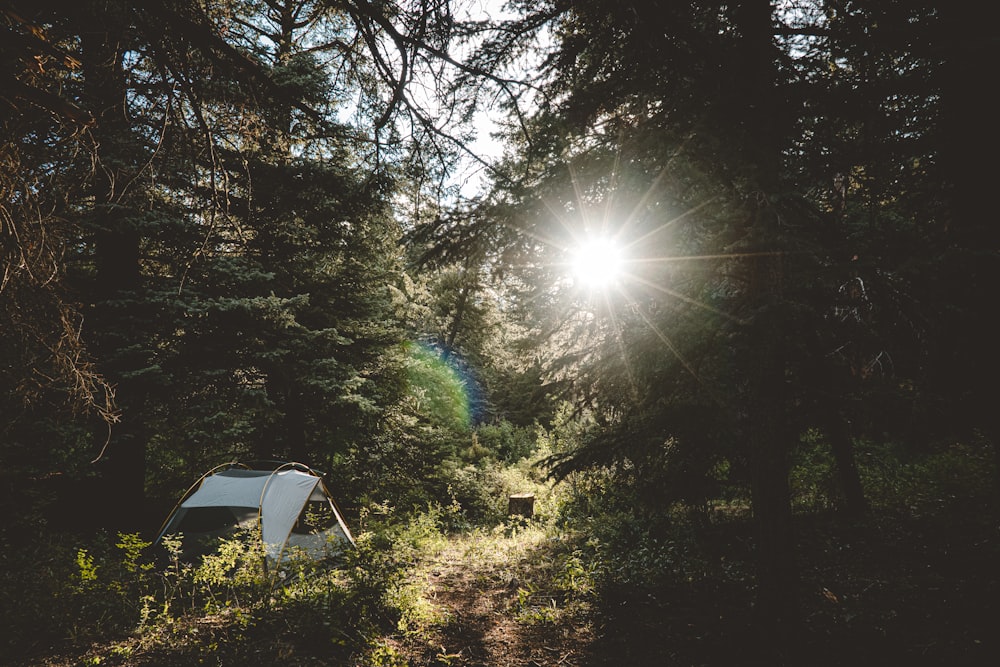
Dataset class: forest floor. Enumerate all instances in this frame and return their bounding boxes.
[388,508,1000,667]
[389,526,596,667]
[14,504,1000,666]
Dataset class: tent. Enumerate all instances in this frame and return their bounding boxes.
[155,462,354,565]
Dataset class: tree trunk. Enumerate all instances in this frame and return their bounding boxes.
[286,386,308,463]
[82,1,146,527]
[744,257,797,632]
[507,494,535,519]
[940,1,1000,503]
[803,323,871,520]
[825,411,870,520]
[734,0,799,638]
[443,259,478,359]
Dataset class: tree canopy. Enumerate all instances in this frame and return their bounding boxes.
[2,0,998,653]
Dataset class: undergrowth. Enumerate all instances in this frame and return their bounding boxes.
[3,503,465,666]
[4,432,997,666]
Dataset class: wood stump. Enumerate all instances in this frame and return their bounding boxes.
[507,493,535,519]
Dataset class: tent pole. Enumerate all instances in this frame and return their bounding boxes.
[153,461,247,544]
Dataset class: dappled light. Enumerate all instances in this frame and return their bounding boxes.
[3,1,997,666]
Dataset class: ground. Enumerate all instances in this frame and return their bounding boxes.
[391,527,595,667]
[390,510,1000,667]
[13,506,1000,666]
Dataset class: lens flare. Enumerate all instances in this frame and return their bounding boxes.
[405,341,477,430]
[570,237,624,289]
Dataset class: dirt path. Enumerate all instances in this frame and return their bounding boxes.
[398,531,593,667]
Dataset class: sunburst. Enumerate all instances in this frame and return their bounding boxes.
[569,236,625,290]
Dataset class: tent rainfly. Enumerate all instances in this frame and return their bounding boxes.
[155,463,354,565]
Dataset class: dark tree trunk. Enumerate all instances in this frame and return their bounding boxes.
[82,2,146,527]
[803,324,871,520]
[733,0,799,639]
[259,371,309,464]
[825,411,870,519]
[443,259,478,359]
[259,373,286,462]
[286,387,308,464]
[744,255,798,636]
[940,2,1000,502]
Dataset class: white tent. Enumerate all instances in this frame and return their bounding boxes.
[156,463,354,565]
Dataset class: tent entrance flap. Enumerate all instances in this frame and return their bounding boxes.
[259,470,320,559]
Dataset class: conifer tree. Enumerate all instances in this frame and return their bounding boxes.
[1,0,466,518]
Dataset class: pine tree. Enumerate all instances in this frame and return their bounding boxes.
[2,0,455,520]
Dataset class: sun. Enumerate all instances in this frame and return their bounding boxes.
[570,237,625,290]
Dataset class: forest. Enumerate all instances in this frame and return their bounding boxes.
[1,0,998,665]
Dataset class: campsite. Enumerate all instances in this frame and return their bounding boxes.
[2,1,999,666]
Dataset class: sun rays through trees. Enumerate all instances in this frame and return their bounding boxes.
[3,0,999,664]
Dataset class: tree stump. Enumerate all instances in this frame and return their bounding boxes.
[507,493,535,519]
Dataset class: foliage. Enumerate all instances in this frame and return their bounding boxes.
[400,0,1000,627]
[0,529,161,657]
[1,505,468,665]
[2,426,997,665]
[0,0,465,528]
[475,421,538,463]
[2,0,999,663]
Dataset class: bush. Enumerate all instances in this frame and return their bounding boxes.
[474,421,537,463]
[789,428,840,512]
[857,437,997,514]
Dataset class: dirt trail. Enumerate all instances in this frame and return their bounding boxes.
[399,534,593,667]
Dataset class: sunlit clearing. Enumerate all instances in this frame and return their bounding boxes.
[570,237,624,290]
